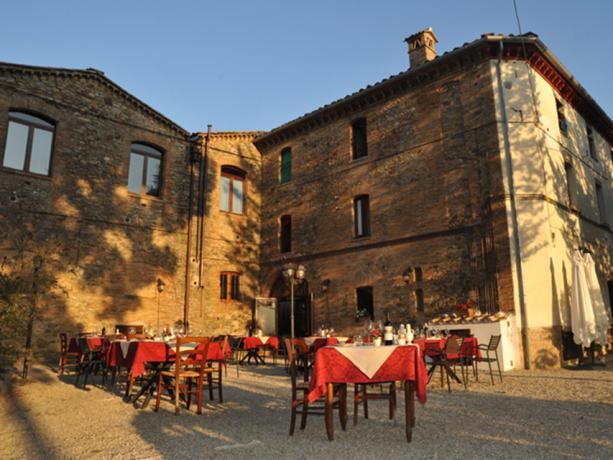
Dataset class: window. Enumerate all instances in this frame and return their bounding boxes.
[356,286,374,320]
[564,162,576,208]
[280,147,292,184]
[351,118,368,160]
[220,165,246,214]
[587,125,597,160]
[128,143,163,196]
[595,181,606,224]
[353,195,370,238]
[280,215,292,253]
[414,266,423,282]
[220,272,240,300]
[556,99,568,136]
[2,111,55,176]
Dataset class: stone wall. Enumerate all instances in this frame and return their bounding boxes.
[187,132,262,335]
[0,66,194,358]
[256,59,515,334]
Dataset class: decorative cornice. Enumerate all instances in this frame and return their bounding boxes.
[255,34,612,149]
[0,61,189,137]
[206,131,267,140]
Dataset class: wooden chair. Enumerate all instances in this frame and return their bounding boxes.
[75,337,107,389]
[353,381,397,426]
[426,336,465,392]
[203,339,224,403]
[475,334,503,384]
[154,337,214,415]
[58,333,80,376]
[219,336,240,378]
[285,338,347,437]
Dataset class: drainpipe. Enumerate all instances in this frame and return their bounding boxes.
[495,39,532,369]
[198,125,212,286]
[184,135,199,327]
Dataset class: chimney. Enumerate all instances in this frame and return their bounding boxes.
[405,27,438,69]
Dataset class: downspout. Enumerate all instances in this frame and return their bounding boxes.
[198,124,212,285]
[184,135,198,327]
[495,39,532,369]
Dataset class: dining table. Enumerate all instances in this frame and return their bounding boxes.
[308,343,427,442]
[412,336,480,387]
[106,339,227,406]
[240,336,279,364]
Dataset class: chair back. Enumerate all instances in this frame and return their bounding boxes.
[78,337,92,354]
[60,333,69,353]
[487,334,501,351]
[444,336,463,356]
[229,336,242,351]
[170,337,210,380]
[291,338,309,354]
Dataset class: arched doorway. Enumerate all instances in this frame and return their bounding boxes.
[270,274,311,338]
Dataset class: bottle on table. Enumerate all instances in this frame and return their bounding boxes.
[397,324,407,345]
[383,311,394,346]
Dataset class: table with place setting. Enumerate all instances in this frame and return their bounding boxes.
[308,342,427,442]
[106,338,227,405]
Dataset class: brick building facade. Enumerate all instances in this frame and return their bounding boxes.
[1,30,611,367]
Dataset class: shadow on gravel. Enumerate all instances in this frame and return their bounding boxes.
[2,387,59,459]
[126,365,613,460]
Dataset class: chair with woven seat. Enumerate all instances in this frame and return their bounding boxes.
[426,336,465,392]
[58,333,81,376]
[475,334,502,385]
[285,338,347,437]
[154,337,213,415]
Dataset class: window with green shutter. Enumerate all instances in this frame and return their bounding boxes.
[280,147,292,184]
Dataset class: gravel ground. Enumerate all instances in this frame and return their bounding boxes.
[1,360,612,460]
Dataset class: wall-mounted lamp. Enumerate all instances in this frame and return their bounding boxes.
[402,268,413,284]
[322,278,331,293]
[156,278,166,293]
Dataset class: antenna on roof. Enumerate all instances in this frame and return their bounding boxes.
[512,0,523,35]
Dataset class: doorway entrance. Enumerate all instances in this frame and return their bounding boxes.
[270,274,311,338]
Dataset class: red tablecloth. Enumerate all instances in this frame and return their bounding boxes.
[310,337,339,351]
[412,337,480,360]
[242,336,279,350]
[68,337,105,353]
[107,341,226,377]
[308,345,427,404]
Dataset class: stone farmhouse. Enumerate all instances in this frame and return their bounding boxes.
[1,29,611,368]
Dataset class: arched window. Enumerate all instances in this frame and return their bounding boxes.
[2,111,55,176]
[280,215,292,253]
[128,143,163,196]
[220,165,246,214]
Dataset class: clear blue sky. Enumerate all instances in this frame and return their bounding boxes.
[1,0,611,133]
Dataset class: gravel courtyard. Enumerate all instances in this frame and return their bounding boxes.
[1,362,612,459]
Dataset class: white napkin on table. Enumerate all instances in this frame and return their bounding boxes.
[333,345,397,379]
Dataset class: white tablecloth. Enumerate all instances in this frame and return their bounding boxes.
[332,345,397,379]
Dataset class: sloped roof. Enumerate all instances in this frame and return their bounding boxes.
[0,61,189,136]
[255,32,612,147]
